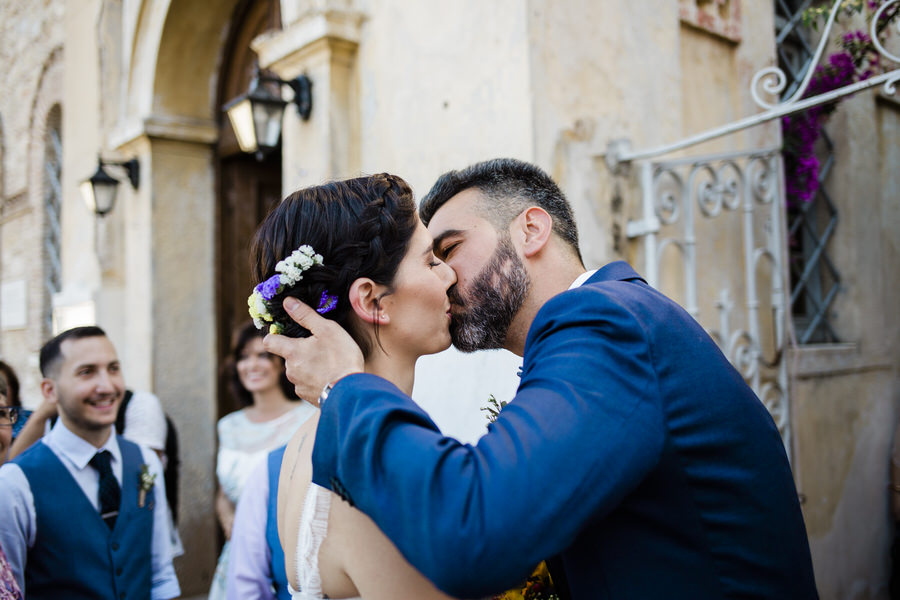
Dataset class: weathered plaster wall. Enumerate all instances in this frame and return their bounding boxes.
[790,94,900,600]
[148,137,219,593]
[0,0,65,404]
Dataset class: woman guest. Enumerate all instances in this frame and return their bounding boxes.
[209,323,316,600]
[0,362,20,408]
[249,174,460,599]
[0,378,24,600]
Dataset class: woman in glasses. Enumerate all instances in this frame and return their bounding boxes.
[0,377,24,599]
[0,378,15,463]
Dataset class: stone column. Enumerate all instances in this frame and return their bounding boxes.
[113,117,219,594]
[253,5,365,191]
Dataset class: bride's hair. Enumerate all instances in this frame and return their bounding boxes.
[249,173,418,356]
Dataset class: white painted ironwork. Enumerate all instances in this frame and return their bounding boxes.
[603,0,898,459]
[605,0,900,169]
[626,150,790,457]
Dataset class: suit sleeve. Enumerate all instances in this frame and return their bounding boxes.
[311,287,666,598]
[0,463,34,595]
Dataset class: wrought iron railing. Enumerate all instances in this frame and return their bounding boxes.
[624,151,791,455]
[602,0,899,456]
[776,0,843,343]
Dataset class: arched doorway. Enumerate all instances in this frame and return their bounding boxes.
[215,0,283,419]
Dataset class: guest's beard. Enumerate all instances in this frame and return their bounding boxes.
[448,236,530,352]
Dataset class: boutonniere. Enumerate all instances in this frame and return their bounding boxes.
[138,464,156,508]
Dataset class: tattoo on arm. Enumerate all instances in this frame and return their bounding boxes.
[288,433,308,481]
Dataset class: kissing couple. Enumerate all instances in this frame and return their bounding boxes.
[249,158,818,599]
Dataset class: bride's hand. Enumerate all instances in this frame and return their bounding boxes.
[264,296,365,404]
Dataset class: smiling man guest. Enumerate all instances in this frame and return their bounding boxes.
[0,326,180,600]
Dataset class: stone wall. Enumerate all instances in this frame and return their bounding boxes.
[0,0,65,405]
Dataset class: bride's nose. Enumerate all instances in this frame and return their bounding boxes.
[439,260,457,288]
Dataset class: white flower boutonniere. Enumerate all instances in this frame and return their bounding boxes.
[138,464,157,508]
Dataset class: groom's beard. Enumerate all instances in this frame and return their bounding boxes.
[448,236,530,352]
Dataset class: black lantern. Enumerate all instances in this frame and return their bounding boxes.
[79,157,140,217]
[224,70,312,160]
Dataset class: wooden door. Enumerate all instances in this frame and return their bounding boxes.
[215,0,282,418]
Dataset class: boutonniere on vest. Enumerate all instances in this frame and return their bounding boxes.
[138,464,156,508]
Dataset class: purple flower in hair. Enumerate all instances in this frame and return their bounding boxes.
[316,290,338,315]
[256,275,282,301]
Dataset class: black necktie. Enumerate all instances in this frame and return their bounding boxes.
[89,450,121,530]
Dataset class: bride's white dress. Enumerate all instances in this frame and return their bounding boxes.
[289,483,362,600]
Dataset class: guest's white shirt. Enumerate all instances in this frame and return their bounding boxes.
[0,420,181,600]
[122,390,168,452]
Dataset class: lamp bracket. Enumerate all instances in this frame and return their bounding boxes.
[260,73,313,121]
[101,157,140,189]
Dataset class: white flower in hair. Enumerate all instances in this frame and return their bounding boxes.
[275,245,324,287]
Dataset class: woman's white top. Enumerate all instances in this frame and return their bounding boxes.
[289,483,361,600]
[215,404,315,502]
[209,403,316,600]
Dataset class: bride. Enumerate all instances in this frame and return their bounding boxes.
[248,174,459,599]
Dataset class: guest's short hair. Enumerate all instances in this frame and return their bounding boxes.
[223,321,299,408]
[420,158,582,261]
[0,360,20,407]
[40,326,108,378]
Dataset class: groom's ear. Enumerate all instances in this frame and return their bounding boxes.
[514,206,553,258]
[348,278,390,325]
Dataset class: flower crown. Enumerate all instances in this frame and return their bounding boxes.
[248,245,338,335]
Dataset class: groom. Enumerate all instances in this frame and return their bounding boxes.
[265,158,818,599]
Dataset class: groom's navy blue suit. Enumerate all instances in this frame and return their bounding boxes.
[312,262,817,599]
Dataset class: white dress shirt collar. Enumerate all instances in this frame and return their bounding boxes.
[569,269,599,290]
[44,419,120,473]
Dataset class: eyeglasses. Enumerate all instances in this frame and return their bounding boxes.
[0,406,20,427]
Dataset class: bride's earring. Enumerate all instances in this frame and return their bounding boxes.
[348,278,391,325]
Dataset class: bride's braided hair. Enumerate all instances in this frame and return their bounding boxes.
[249,173,418,356]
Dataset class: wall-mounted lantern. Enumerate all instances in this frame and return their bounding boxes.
[223,69,312,160]
[79,157,140,217]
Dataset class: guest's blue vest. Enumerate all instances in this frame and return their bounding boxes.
[15,436,154,600]
[266,445,291,600]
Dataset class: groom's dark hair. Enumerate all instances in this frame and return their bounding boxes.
[420,158,582,262]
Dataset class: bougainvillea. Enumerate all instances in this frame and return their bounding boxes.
[781,0,897,206]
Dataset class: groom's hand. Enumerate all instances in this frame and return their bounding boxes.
[264,297,364,404]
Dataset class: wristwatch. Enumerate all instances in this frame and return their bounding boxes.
[318,381,335,408]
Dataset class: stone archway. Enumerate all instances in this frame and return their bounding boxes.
[117,0,247,592]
